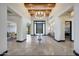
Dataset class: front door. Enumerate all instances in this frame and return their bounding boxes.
[36,22,43,34]
[34,21,45,35]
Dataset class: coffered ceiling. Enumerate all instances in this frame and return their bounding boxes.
[24,3,56,17]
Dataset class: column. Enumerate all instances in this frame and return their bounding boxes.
[0,4,7,55]
[73,4,79,55]
[54,17,65,41]
[17,17,26,42]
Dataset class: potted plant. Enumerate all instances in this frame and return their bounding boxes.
[26,23,31,42]
[27,23,31,34]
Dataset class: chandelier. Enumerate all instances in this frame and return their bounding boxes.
[35,11,45,18]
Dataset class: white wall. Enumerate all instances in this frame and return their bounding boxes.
[50,3,74,17]
[47,15,55,35]
[46,20,49,35]
[74,4,79,54]
[0,3,31,54]
[54,17,64,41]
[7,3,31,18]
[60,11,74,41]
[7,15,31,41]
[72,18,74,41]
[21,17,31,40]
[0,4,7,54]
[7,15,23,41]
[7,21,17,33]
[7,25,17,33]
[30,19,34,35]
[49,3,74,41]
[7,3,31,41]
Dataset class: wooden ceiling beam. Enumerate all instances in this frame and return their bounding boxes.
[24,3,56,7]
[24,3,56,17]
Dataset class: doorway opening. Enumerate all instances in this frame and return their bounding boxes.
[33,21,46,35]
[7,21,17,41]
[65,21,72,41]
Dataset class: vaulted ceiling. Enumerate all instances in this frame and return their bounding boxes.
[24,3,56,17]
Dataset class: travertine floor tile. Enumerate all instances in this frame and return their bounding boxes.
[5,36,75,56]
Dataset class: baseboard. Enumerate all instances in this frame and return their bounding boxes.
[53,38,65,42]
[48,35,54,38]
[73,50,79,56]
[0,50,8,56]
[70,39,74,42]
[57,40,65,42]
[16,39,26,42]
[31,34,47,36]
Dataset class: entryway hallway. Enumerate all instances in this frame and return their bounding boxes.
[1,3,79,56]
[5,36,74,56]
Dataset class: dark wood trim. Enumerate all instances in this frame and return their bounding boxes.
[0,50,8,56]
[47,35,65,42]
[70,21,72,41]
[48,33,65,42]
[4,50,8,53]
[53,38,65,42]
[16,39,26,42]
[73,50,79,56]
[57,40,65,42]
[31,34,47,36]
[70,39,74,42]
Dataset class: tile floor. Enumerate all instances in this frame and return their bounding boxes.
[5,36,75,56]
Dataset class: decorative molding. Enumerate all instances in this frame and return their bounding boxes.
[0,50,8,56]
[73,50,79,56]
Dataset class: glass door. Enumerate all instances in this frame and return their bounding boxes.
[36,23,43,34]
[34,21,45,35]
